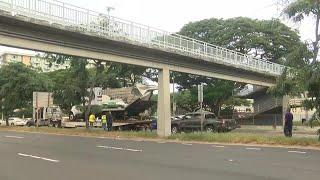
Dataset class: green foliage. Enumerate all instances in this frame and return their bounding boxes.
[0,63,52,117]
[175,90,198,112]
[179,17,308,64]
[284,0,320,22]
[275,0,320,121]
[284,0,320,64]
[173,17,308,114]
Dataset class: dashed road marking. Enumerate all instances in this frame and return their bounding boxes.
[5,135,24,139]
[97,145,142,152]
[245,147,261,151]
[18,153,59,163]
[181,143,192,146]
[288,150,306,154]
[212,145,225,148]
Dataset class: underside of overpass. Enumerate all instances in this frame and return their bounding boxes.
[0,1,282,136]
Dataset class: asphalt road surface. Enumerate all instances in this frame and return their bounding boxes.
[0,131,319,180]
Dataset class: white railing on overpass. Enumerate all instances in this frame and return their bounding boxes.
[0,0,286,76]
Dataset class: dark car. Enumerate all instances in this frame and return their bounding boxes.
[171,112,223,134]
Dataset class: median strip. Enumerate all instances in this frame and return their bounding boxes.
[18,153,59,163]
[97,145,142,152]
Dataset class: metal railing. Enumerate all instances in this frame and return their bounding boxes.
[0,0,286,76]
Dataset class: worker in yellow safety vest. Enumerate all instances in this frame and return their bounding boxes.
[101,114,107,131]
[89,113,95,128]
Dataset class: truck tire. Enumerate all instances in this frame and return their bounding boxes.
[205,125,215,133]
[69,113,75,121]
[171,125,179,134]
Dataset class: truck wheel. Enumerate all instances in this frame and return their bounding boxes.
[69,113,75,121]
[171,125,179,134]
[205,125,215,133]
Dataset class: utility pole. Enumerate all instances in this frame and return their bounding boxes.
[198,83,204,132]
[1,98,4,121]
[172,74,176,116]
[106,6,115,17]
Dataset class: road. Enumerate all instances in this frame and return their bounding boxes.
[0,131,319,180]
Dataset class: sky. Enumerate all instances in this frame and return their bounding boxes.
[0,0,315,54]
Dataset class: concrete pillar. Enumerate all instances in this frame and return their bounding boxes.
[157,67,171,137]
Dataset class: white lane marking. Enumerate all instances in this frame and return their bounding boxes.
[228,159,234,162]
[181,143,192,146]
[18,153,59,163]
[245,147,261,151]
[125,148,143,152]
[157,141,166,144]
[288,150,306,154]
[212,145,225,148]
[5,135,24,139]
[97,146,142,152]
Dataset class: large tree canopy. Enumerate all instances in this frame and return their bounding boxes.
[179,17,309,65]
[172,17,309,115]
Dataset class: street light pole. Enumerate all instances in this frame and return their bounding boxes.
[1,98,4,121]
[172,74,175,116]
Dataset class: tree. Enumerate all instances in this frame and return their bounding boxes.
[271,0,320,125]
[175,90,198,112]
[179,17,308,65]
[284,0,320,64]
[45,53,148,129]
[173,17,309,115]
[0,63,52,125]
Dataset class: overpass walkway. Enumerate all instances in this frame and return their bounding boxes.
[0,0,285,77]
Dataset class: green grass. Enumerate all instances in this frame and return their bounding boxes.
[293,120,320,127]
[0,126,158,139]
[1,126,319,147]
[169,132,320,147]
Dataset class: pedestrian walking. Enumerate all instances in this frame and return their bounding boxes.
[107,111,113,131]
[284,108,293,137]
[89,113,95,128]
[101,113,107,131]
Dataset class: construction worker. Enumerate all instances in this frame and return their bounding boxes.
[89,113,95,128]
[101,113,107,131]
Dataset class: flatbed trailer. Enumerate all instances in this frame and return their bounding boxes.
[61,119,152,131]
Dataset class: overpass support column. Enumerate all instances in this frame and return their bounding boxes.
[157,67,171,137]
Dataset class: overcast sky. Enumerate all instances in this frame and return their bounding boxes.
[0,0,314,54]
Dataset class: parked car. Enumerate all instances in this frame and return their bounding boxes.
[0,117,27,126]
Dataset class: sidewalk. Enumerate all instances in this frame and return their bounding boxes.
[237,125,319,138]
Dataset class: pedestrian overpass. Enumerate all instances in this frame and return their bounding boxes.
[0,0,285,136]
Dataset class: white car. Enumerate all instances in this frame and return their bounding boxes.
[0,117,27,126]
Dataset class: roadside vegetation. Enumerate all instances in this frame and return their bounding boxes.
[1,126,319,148]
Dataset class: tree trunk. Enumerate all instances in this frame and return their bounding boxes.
[84,84,95,129]
[312,15,320,64]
